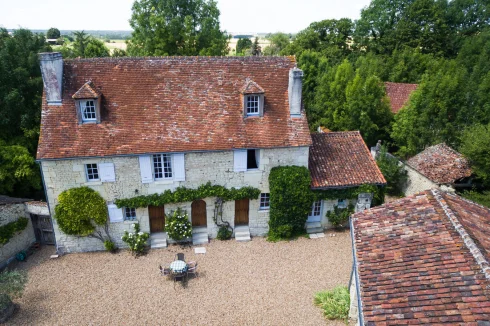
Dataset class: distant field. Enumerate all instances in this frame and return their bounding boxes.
[104,40,127,51]
[228,37,270,55]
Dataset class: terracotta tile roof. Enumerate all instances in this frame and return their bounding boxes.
[309,131,386,189]
[384,82,418,113]
[240,79,264,94]
[352,189,490,324]
[407,143,472,184]
[72,81,101,99]
[37,56,311,160]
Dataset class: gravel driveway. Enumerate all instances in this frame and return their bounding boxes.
[8,231,352,325]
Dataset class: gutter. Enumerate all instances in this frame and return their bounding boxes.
[350,216,364,325]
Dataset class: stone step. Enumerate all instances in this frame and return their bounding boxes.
[192,226,208,234]
[306,222,322,229]
[234,225,250,231]
[236,235,251,242]
[234,225,251,242]
[235,231,251,238]
[306,227,324,234]
[192,232,209,245]
[150,238,167,249]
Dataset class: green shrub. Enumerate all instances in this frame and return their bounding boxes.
[0,217,29,245]
[0,270,27,310]
[121,223,149,255]
[314,286,350,322]
[216,226,232,240]
[376,145,407,196]
[269,166,313,238]
[267,224,294,242]
[165,208,192,241]
[104,240,117,253]
[461,189,490,208]
[326,205,354,229]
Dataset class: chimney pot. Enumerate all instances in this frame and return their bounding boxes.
[39,52,63,105]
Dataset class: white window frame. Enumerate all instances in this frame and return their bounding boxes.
[80,100,97,122]
[309,200,322,217]
[245,95,260,116]
[152,154,173,180]
[259,193,270,210]
[85,163,100,181]
[124,207,137,221]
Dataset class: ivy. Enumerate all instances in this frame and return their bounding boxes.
[115,182,261,208]
[312,183,385,206]
[0,217,29,246]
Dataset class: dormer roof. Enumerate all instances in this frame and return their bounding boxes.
[72,81,101,99]
[240,79,265,94]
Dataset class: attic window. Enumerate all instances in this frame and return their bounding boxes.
[246,95,260,115]
[81,100,96,122]
[240,79,265,117]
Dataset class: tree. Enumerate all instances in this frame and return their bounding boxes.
[84,38,110,58]
[54,187,114,245]
[376,145,408,195]
[263,33,290,56]
[0,270,27,322]
[112,48,127,57]
[236,37,252,55]
[251,37,261,56]
[46,28,60,39]
[72,31,89,57]
[459,123,490,185]
[127,0,229,56]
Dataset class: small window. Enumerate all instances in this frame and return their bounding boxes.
[247,149,259,170]
[309,201,321,217]
[85,163,99,181]
[153,154,173,179]
[337,199,347,208]
[80,100,96,122]
[246,95,260,116]
[124,207,136,221]
[260,193,270,210]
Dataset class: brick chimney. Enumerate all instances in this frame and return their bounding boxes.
[288,67,303,117]
[39,52,63,105]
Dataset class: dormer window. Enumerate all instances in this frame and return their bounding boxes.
[72,81,102,124]
[240,79,264,117]
[81,100,96,122]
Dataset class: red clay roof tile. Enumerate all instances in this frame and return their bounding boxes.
[352,190,490,324]
[309,131,386,188]
[407,143,472,184]
[37,56,311,160]
[385,82,418,113]
[240,79,264,94]
[72,81,101,99]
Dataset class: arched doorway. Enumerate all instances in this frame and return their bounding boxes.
[191,200,207,227]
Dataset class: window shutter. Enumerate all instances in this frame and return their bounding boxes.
[233,150,247,172]
[108,204,123,223]
[99,163,115,182]
[139,156,153,183]
[173,153,185,181]
[255,149,260,168]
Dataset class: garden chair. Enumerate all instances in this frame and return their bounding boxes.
[159,265,171,278]
[187,261,196,268]
[187,262,198,278]
[175,253,185,261]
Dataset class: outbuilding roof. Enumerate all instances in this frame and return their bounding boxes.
[308,131,386,189]
[384,82,418,113]
[407,143,472,184]
[352,189,490,324]
[37,56,311,160]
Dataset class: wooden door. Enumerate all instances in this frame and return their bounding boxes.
[149,206,165,233]
[191,200,207,227]
[235,199,249,225]
[30,214,55,245]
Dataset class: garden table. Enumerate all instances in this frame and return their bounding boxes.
[170,260,187,273]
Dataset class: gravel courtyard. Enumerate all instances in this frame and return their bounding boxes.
[8,231,352,326]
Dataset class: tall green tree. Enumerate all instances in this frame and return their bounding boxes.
[84,38,110,58]
[73,31,90,57]
[251,37,261,56]
[459,123,490,186]
[263,32,290,56]
[46,27,60,39]
[236,37,252,55]
[127,0,229,56]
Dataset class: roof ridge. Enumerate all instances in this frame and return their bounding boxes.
[64,55,297,63]
[431,188,490,283]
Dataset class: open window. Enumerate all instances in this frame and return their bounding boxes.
[233,149,260,172]
[247,149,259,169]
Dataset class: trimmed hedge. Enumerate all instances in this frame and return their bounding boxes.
[268,166,313,236]
[115,182,261,208]
[0,217,29,246]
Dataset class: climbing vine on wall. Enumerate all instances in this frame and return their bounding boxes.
[115,182,261,208]
[0,217,29,246]
[312,184,385,206]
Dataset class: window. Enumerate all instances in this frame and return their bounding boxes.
[260,193,270,210]
[153,154,173,179]
[124,207,136,221]
[85,163,99,181]
[80,100,96,122]
[247,149,259,170]
[246,95,259,116]
[337,199,347,208]
[309,201,321,217]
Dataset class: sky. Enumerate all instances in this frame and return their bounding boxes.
[0,0,371,34]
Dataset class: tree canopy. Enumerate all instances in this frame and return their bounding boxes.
[236,37,252,55]
[46,28,60,39]
[127,0,229,56]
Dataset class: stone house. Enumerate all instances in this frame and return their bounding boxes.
[349,189,490,324]
[37,53,385,253]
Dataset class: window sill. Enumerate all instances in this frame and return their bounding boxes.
[245,169,261,173]
[83,181,102,186]
[154,179,174,185]
[259,208,270,212]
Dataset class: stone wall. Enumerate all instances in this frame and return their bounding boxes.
[401,162,438,196]
[0,203,36,265]
[41,147,309,252]
[320,199,356,229]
